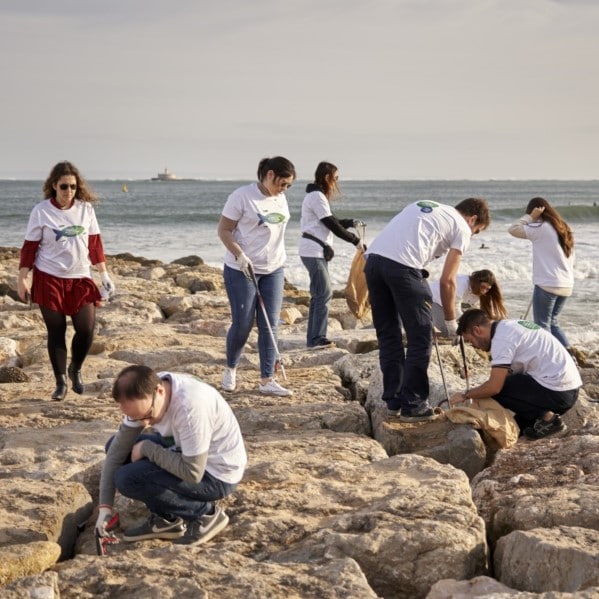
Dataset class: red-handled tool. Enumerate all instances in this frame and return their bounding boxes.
[95,512,120,557]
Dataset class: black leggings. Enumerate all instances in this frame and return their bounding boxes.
[40,303,96,376]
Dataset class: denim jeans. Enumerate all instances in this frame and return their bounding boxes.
[301,256,332,347]
[111,433,237,521]
[364,254,433,411]
[493,373,579,430]
[224,264,284,378]
[532,285,570,347]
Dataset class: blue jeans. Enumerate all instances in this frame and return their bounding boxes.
[493,373,579,430]
[224,265,284,378]
[111,433,237,521]
[364,254,433,411]
[301,256,332,347]
[532,285,570,347]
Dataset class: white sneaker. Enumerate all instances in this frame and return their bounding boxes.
[259,379,292,397]
[221,367,236,392]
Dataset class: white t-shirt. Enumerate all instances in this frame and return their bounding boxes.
[524,221,574,289]
[365,201,472,269]
[125,373,247,484]
[430,274,478,312]
[491,320,582,391]
[24,199,101,278]
[221,182,290,275]
[298,190,333,258]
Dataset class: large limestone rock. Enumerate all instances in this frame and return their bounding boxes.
[0,479,92,559]
[471,432,599,546]
[494,526,599,593]
[0,542,61,587]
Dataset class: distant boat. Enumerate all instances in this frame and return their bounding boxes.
[151,168,178,181]
[122,184,128,193]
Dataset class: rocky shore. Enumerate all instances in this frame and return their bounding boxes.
[0,246,598,598]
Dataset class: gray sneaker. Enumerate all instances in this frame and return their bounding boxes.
[174,506,229,546]
[122,513,186,541]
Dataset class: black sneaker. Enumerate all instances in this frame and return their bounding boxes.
[524,414,566,440]
[308,338,336,349]
[122,513,186,541]
[174,506,229,546]
[399,406,436,422]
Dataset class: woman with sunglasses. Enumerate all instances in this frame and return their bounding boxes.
[17,160,115,400]
[217,156,296,397]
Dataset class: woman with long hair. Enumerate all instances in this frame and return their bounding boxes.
[298,161,364,347]
[217,156,296,396]
[508,197,575,347]
[17,161,115,400]
[430,269,507,336]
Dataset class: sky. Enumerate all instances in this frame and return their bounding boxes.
[1,0,598,180]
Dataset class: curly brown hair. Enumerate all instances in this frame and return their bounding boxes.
[526,197,574,258]
[43,161,97,203]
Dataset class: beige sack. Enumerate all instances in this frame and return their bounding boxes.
[345,248,370,319]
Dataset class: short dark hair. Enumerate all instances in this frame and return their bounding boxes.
[112,365,160,402]
[455,198,490,231]
[457,308,491,336]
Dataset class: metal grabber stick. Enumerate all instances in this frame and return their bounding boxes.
[433,328,450,407]
[458,334,471,405]
[248,264,287,381]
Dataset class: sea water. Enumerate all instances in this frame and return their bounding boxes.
[1,179,598,349]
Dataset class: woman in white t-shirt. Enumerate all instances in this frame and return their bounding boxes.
[217,157,296,397]
[17,161,116,401]
[298,161,364,347]
[430,269,508,336]
[508,197,575,348]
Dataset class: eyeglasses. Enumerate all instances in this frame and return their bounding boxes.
[59,183,77,191]
[125,389,156,422]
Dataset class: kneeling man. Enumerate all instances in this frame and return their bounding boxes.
[452,309,582,439]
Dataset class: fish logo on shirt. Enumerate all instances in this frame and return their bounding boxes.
[417,200,439,214]
[257,212,286,225]
[53,225,85,241]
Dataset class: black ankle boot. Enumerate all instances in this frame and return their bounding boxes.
[68,363,84,394]
[52,374,67,400]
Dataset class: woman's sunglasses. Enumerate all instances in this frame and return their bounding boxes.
[59,183,77,191]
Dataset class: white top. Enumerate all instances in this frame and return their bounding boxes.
[298,190,334,258]
[221,182,290,275]
[124,373,247,484]
[523,221,574,289]
[24,199,101,278]
[491,320,582,391]
[365,201,472,268]
[430,274,478,312]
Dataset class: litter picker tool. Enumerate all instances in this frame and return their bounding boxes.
[521,296,533,320]
[95,512,120,557]
[248,264,287,380]
[434,329,450,408]
[458,335,472,405]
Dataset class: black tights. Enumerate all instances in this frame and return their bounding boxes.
[40,304,96,376]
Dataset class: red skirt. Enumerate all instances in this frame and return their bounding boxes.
[31,267,102,315]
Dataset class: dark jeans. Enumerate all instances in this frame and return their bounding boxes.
[494,373,579,430]
[364,254,433,411]
[110,433,237,521]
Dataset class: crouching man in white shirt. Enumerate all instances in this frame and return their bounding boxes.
[452,309,582,440]
[95,365,247,546]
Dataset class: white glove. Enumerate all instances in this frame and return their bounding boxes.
[101,272,116,297]
[236,252,254,279]
[95,506,113,537]
[353,220,365,228]
[444,319,458,338]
